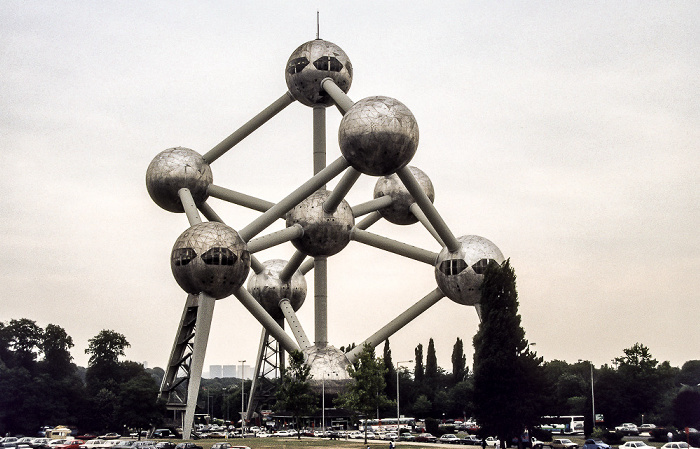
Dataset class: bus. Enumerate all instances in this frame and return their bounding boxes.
[359,417,416,432]
[538,416,584,435]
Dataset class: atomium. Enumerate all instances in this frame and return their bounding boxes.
[151,36,507,440]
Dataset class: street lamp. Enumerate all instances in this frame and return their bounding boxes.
[239,360,246,433]
[579,359,595,430]
[396,360,413,434]
[322,371,337,435]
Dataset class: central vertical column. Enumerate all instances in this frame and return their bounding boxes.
[314,256,328,347]
[313,106,328,348]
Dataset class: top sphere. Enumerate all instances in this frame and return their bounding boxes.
[285,39,353,107]
[146,147,212,213]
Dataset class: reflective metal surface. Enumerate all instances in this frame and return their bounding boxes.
[374,165,434,225]
[339,96,419,176]
[246,259,307,320]
[171,222,250,299]
[285,190,354,257]
[146,147,213,213]
[434,235,505,306]
[303,344,352,394]
[285,39,353,107]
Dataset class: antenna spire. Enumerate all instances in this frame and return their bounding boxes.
[316,10,320,39]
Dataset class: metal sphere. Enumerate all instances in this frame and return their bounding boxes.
[246,259,307,321]
[373,166,435,225]
[285,190,354,257]
[303,345,352,395]
[339,96,419,176]
[434,235,505,306]
[146,147,213,213]
[285,39,353,107]
[171,222,251,299]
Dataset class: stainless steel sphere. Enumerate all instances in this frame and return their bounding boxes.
[303,345,352,395]
[373,166,435,225]
[146,147,213,213]
[434,235,505,306]
[171,222,251,299]
[339,96,419,176]
[246,259,307,321]
[285,39,353,107]
[285,190,354,257]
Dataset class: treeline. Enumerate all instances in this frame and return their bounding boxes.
[2,317,699,437]
[0,319,164,436]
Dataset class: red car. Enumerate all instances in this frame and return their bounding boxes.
[56,441,85,449]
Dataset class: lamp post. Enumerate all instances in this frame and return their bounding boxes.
[396,360,412,434]
[239,360,246,433]
[579,359,595,430]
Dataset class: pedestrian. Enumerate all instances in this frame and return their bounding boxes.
[667,431,673,442]
[481,439,487,449]
[389,441,395,449]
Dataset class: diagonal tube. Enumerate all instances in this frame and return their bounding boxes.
[207,185,274,212]
[279,250,308,283]
[238,156,349,242]
[409,203,446,248]
[397,166,461,252]
[323,167,361,213]
[204,91,295,163]
[355,211,383,230]
[321,78,355,114]
[352,196,393,218]
[246,224,304,254]
[350,228,438,265]
[346,288,445,363]
[279,298,311,350]
[232,286,299,353]
[178,188,202,225]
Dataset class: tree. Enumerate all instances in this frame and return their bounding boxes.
[41,323,75,378]
[118,368,166,435]
[415,344,424,386]
[383,339,396,401]
[335,344,393,444]
[85,330,130,392]
[452,337,467,385]
[425,338,438,386]
[275,350,318,439]
[2,319,43,370]
[472,260,543,447]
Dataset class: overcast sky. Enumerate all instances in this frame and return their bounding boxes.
[1,2,698,374]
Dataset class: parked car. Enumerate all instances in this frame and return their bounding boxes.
[439,434,461,444]
[583,439,610,449]
[131,442,155,449]
[414,433,437,443]
[461,435,482,445]
[56,441,85,449]
[46,441,67,449]
[98,436,119,442]
[399,433,415,442]
[661,444,696,449]
[620,442,654,449]
[615,424,640,436]
[80,440,105,449]
[154,443,175,449]
[383,432,398,441]
[551,439,578,449]
[174,444,201,449]
[347,431,363,440]
[485,437,500,447]
[30,439,51,449]
[211,444,235,449]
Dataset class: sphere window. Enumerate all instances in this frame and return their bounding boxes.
[313,56,343,72]
[439,259,468,276]
[472,258,496,275]
[287,57,310,74]
[172,248,197,266]
[201,247,237,266]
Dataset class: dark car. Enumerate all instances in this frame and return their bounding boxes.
[414,433,437,443]
[462,435,482,445]
[582,440,610,449]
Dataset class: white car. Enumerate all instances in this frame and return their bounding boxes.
[661,444,696,449]
[80,441,106,449]
[348,431,363,439]
[438,434,461,444]
[620,442,653,449]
